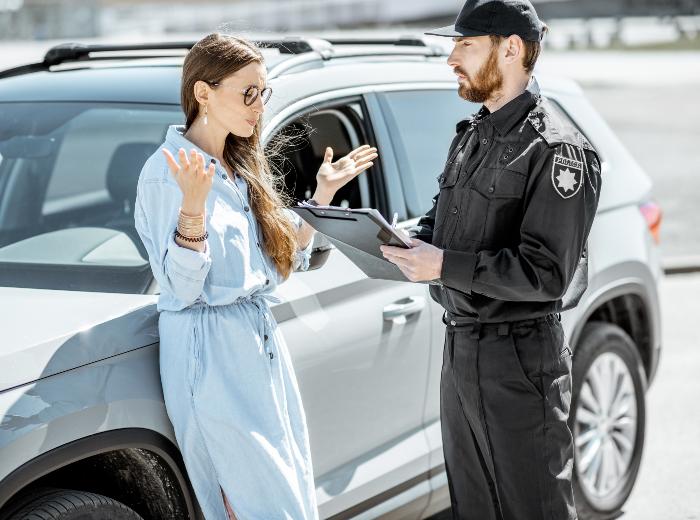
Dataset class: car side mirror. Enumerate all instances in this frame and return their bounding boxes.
[306,233,332,271]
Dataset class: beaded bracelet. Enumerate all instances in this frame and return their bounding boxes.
[174,229,209,242]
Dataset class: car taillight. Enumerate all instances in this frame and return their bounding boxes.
[639,200,662,244]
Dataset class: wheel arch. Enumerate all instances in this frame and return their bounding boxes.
[0,428,199,520]
[570,275,660,387]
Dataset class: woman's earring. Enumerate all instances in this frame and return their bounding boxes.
[204,105,208,126]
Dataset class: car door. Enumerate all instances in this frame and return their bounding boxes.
[371,85,481,505]
[265,94,433,518]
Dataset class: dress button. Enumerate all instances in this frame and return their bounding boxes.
[265,279,270,285]
[451,207,458,214]
[257,242,261,247]
[221,173,226,179]
[264,334,268,341]
[244,206,250,212]
[488,186,495,193]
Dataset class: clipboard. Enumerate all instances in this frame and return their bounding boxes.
[290,203,426,284]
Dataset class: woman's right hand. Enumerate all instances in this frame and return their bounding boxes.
[162,147,215,215]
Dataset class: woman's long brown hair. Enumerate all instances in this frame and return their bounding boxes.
[181,33,299,280]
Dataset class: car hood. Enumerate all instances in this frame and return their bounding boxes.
[0,287,159,392]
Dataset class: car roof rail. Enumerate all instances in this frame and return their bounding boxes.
[266,35,446,78]
[0,42,195,79]
[0,36,445,79]
[326,36,427,47]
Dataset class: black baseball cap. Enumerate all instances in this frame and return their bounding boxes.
[425,0,545,42]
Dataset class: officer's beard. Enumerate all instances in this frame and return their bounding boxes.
[457,46,503,103]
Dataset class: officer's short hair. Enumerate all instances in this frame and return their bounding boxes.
[489,25,548,74]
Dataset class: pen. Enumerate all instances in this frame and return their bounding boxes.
[391,212,398,228]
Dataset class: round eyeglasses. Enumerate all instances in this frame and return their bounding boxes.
[209,82,273,106]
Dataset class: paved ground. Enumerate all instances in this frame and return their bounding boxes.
[620,272,700,519]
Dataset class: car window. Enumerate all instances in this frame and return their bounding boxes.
[377,89,479,218]
[267,100,376,211]
[0,102,182,293]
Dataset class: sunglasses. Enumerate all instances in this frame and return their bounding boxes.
[209,82,273,106]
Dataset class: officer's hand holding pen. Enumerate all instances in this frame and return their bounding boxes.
[380,238,444,283]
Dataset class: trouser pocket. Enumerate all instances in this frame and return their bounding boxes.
[507,331,544,399]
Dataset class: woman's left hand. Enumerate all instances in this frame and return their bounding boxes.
[315,144,378,198]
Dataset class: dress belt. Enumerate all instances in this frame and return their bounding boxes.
[189,292,281,359]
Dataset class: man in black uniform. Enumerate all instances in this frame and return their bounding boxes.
[379,1,602,519]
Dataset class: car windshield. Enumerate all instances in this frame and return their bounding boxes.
[0,102,183,293]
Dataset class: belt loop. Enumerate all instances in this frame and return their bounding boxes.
[556,312,562,322]
[497,323,510,336]
[469,323,481,339]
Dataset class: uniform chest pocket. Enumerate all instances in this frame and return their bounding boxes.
[432,165,461,246]
[437,161,459,189]
[472,167,527,199]
[460,168,528,248]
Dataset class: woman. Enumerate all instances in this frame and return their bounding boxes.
[134,33,377,519]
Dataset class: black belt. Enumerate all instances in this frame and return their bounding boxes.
[442,311,561,338]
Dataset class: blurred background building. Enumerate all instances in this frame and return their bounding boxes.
[1,0,699,47]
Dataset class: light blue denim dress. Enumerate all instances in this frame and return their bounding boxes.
[134,125,317,520]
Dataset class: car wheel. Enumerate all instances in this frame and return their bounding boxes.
[570,321,647,519]
[8,488,143,520]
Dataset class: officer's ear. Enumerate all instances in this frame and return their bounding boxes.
[503,35,524,66]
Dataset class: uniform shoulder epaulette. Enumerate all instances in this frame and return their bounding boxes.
[526,98,593,151]
[456,118,470,133]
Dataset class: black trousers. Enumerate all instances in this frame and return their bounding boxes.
[440,312,577,520]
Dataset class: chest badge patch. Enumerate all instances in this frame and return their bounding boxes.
[551,154,583,199]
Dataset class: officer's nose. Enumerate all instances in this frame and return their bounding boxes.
[447,45,460,69]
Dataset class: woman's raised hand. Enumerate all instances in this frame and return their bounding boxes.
[162,148,215,215]
[315,144,378,198]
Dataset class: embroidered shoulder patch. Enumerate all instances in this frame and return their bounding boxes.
[551,154,583,199]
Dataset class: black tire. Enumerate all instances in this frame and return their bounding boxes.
[570,321,647,520]
[8,488,143,520]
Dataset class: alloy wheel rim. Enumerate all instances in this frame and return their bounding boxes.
[574,352,637,500]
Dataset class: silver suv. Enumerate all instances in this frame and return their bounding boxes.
[0,37,662,520]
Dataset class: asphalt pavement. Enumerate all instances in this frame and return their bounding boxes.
[620,272,700,519]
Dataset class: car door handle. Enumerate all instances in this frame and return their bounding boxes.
[383,296,426,321]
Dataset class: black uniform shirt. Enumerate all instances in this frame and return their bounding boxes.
[410,77,602,322]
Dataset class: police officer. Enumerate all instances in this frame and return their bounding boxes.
[379,1,603,519]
